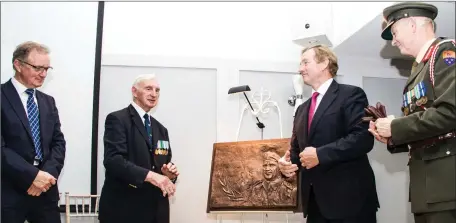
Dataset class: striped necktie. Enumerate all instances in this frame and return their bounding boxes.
[25,89,43,160]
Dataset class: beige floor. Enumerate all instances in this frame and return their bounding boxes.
[24,214,99,223]
[60,214,99,223]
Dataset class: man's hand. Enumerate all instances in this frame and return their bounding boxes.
[161,163,179,180]
[299,147,319,169]
[278,150,298,177]
[368,121,388,144]
[27,184,43,196]
[145,171,176,197]
[375,116,395,138]
[32,170,56,191]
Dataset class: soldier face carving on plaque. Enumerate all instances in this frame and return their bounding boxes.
[207,139,299,212]
[263,152,280,180]
[248,151,297,206]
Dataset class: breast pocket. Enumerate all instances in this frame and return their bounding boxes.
[154,140,170,164]
[46,115,56,126]
[2,111,27,138]
[317,109,343,135]
[323,109,339,118]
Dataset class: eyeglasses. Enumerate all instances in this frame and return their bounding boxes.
[17,59,53,73]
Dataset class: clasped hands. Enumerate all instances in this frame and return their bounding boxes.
[364,102,394,144]
[368,116,395,144]
[146,162,179,197]
[161,162,179,181]
[299,147,320,169]
[28,170,56,196]
[278,148,320,177]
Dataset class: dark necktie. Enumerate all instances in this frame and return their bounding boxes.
[308,92,320,132]
[144,114,152,144]
[25,89,43,160]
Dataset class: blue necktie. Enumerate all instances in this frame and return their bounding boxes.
[144,114,152,144]
[25,89,43,160]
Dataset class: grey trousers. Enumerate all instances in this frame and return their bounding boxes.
[414,210,456,223]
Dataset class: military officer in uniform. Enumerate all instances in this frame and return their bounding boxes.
[249,151,297,206]
[368,2,456,223]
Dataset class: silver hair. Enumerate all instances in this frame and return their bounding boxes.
[406,17,436,32]
[132,73,157,88]
[418,17,436,32]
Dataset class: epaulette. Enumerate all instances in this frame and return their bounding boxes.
[428,39,455,87]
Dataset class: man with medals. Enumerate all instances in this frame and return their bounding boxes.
[368,2,456,223]
[98,74,179,223]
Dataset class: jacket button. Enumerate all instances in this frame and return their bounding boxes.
[152,166,155,169]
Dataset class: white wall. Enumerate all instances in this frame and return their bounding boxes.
[103,2,396,63]
[99,2,414,223]
[0,2,99,202]
[1,1,416,222]
[103,2,300,63]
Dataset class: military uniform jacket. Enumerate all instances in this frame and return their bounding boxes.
[388,38,456,214]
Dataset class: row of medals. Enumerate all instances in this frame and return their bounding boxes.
[402,96,428,116]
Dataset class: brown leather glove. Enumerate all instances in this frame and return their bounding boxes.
[362,102,387,122]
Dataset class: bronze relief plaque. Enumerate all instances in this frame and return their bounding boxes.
[206,138,299,213]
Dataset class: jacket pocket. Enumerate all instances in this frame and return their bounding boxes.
[424,149,456,204]
[422,145,456,161]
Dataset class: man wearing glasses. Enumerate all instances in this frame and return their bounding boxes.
[1,41,66,223]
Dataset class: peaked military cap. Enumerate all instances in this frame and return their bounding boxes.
[381,2,438,40]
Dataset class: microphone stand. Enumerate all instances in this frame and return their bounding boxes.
[242,92,265,140]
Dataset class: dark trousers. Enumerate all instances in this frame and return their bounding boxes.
[1,196,61,223]
[99,199,169,223]
[414,210,456,223]
[153,198,170,223]
[306,190,376,223]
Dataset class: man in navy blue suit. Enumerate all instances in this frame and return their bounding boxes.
[1,41,66,223]
[278,44,379,223]
[98,74,178,223]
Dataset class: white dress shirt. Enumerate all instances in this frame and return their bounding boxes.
[416,38,436,63]
[310,78,334,116]
[131,101,152,125]
[11,77,38,116]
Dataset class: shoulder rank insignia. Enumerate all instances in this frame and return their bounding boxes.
[442,50,455,66]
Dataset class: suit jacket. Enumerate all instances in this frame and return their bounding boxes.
[388,38,456,213]
[98,104,174,223]
[290,80,378,219]
[1,79,66,207]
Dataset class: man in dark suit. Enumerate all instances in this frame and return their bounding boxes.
[278,45,379,223]
[1,41,66,223]
[98,74,179,223]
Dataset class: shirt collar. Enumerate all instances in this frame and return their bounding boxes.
[416,38,437,63]
[11,76,32,96]
[131,101,152,120]
[311,78,333,96]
